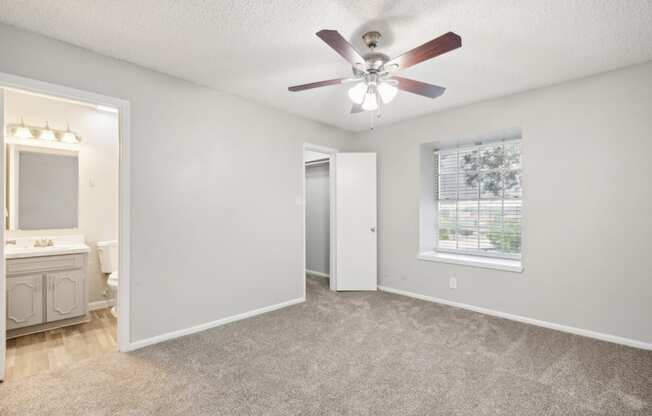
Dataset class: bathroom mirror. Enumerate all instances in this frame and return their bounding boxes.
[6,145,79,230]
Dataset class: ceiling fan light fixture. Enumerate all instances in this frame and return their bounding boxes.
[377,82,398,104]
[384,63,400,72]
[347,82,367,104]
[361,88,378,112]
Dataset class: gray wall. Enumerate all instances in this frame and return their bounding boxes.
[351,61,652,345]
[0,23,352,342]
[305,163,330,275]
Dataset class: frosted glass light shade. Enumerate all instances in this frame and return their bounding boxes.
[13,117,34,139]
[60,124,79,144]
[14,125,33,139]
[40,122,57,141]
[348,82,367,104]
[61,131,79,144]
[361,91,378,111]
[377,82,398,104]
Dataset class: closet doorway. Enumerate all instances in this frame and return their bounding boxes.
[303,144,337,294]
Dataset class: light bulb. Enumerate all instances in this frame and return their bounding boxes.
[13,117,33,139]
[377,82,398,104]
[40,122,57,141]
[347,82,366,104]
[361,90,378,111]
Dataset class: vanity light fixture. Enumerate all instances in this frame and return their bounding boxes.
[39,121,57,141]
[60,123,80,144]
[13,117,34,139]
[7,119,82,146]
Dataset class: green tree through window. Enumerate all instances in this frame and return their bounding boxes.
[435,140,522,258]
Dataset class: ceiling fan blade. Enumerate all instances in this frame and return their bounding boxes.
[288,78,347,92]
[386,32,461,71]
[350,103,363,114]
[391,76,446,99]
[316,30,365,66]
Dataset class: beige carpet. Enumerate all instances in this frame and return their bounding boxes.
[1,276,650,415]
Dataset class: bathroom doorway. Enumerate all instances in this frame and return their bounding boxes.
[303,144,337,296]
[0,73,131,382]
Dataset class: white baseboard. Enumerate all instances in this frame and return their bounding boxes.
[305,269,330,278]
[125,297,305,352]
[378,285,652,351]
[88,299,115,311]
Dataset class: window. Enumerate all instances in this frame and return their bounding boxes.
[434,140,522,259]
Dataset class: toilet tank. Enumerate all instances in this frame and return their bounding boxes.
[97,240,118,273]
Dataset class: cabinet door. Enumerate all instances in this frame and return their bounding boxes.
[7,274,44,330]
[46,270,86,322]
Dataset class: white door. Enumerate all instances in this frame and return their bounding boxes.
[335,153,377,291]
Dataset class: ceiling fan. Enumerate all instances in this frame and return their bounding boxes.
[288,29,462,114]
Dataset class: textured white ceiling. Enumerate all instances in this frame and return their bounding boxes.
[1,1,651,131]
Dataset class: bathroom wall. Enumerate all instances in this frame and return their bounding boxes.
[5,90,119,304]
[305,159,330,275]
[0,23,353,343]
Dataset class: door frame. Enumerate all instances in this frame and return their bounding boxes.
[302,143,338,296]
[0,71,131,381]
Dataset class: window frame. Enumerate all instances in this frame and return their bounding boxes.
[434,139,523,261]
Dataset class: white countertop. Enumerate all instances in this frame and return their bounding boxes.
[5,244,91,259]
[4,235,90,259]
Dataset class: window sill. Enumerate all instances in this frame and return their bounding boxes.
[417,251,524,273]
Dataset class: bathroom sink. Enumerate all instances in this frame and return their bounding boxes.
[4,235,91,259]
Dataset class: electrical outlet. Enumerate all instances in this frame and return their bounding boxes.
[449,277,457,289]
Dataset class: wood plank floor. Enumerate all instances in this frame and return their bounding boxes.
[4,308,116,382]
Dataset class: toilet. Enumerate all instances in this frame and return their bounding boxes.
[97,240,118,317]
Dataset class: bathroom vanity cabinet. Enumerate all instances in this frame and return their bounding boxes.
[6,253,88,337]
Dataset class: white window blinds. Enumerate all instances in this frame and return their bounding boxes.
[435,140,522,259]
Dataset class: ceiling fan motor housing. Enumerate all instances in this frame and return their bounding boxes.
[355,31,390,74]
[363,52,390,72]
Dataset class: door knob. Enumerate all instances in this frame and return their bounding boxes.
[370,226,376,232]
